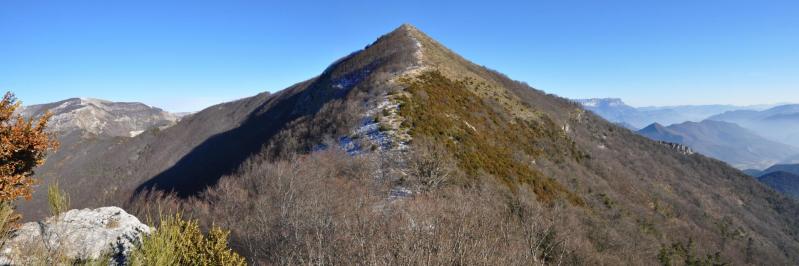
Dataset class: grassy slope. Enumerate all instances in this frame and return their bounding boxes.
[395,25,799,264]
[398,71,583,205]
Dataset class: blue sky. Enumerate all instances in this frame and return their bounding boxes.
[1,0,797,112]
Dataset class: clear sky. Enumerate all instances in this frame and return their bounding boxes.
[1,0,797,112]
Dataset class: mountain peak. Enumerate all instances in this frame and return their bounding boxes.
[641,122,666,131]
[396,23,419,33]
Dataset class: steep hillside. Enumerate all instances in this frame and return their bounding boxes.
[638,120,799,169]
[23,25,799,264]
[17,92,276,220]
[20,24,423,217]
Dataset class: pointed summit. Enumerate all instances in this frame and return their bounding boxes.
[391,23,420,35]
[398,23,417,30]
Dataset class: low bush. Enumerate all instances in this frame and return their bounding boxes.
[47,181,70,216]
[129,213,246,266]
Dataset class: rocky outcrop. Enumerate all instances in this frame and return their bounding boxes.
[657,141,695,155]
[1,207,149,265]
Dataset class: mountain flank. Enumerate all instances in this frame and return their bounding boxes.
[16,98,180,219]
[21,24,799,264]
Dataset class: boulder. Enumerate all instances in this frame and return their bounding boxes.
[1,206,150,265]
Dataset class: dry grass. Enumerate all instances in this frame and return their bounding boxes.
[47,181,70,216]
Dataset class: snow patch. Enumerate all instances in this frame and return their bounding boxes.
[464,121,477,132]
[389,186,413,199]
[332,68,371,91]
[129,130,145,137]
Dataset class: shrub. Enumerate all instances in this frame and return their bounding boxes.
[0,201,14,244]
[657,239,727,266]
[0,92,58,204]
[408,137,455,191]
[48,181,70,216]
[129,213,246,266]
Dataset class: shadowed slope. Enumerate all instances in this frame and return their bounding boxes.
[133,25,422,197]
[758,171,799,199]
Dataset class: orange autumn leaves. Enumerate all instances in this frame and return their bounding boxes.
[0,92,58,202]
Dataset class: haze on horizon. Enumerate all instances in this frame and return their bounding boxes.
[2,0,797,112]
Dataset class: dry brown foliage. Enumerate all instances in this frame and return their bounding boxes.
[129,148,584,265]
[0,92,58,215]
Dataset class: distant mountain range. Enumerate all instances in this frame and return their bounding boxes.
[708,104,799,147]
[577,98,799,170]
[637,120,799,169]
[20,97,179,137]
[575,98,771,129]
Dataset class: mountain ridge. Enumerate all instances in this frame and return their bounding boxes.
[21,24,799,264]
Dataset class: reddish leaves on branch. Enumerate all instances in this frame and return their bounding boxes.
[0,92,58,202]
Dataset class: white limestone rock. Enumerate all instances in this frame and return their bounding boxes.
[1,206,150,265]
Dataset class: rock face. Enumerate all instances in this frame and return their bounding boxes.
[19,98,178,138]
[1,207,149,265]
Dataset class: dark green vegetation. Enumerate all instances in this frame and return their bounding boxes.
[398,71,583,205]
[20,25,799,264]
[657,239,727,266]
[130,213,245,265]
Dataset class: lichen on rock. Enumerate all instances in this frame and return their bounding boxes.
[1,206,150,265]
